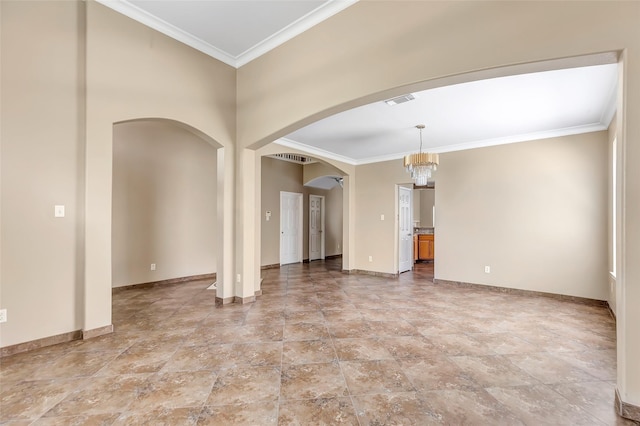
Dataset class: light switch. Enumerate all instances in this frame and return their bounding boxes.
[54,205,65,218]
[380,214,385,221]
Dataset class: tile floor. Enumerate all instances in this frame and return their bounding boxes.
[1,259,636,425]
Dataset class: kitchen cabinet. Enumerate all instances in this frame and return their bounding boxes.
[413,235,418,262]
[418,234,434,261]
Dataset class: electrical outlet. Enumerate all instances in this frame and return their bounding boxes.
[150,263,156,271]
[368,256,373,262]
[236,274,241,283]
[0,309,7,323]
[484,266,491,273]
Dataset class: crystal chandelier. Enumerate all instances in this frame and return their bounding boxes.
[404,124,439,186]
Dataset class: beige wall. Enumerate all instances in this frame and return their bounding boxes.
[1,1,85,347]
[83,1,235,329]
[261,157,343,266]
[419,189,435,228]
[354,160,411,273]
[436,132,608,300]
[0,0,235,346]
[261,157,305,267]
[112,120,217,287]
[324,185,343,257]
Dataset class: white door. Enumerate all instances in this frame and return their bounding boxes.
[309,194,325,261]
[398,186,413,273]
[280,191,303,265]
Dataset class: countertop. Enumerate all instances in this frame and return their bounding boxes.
[414,227,434,235]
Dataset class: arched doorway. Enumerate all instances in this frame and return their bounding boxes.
[111,119,219,289]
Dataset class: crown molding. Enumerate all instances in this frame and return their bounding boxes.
[236,0,358,67]
[96,0,358,68]
[96,0,238,66]
[274,138,358,165]
[428,123,609,156]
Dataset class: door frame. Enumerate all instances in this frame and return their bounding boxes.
[309,194,325,261]
[280,191,303,265]
[397,185,414,273]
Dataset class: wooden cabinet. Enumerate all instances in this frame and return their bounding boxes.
[413,235,418,262]
[418,234,434,261]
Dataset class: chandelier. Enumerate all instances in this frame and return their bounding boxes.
[404,124,439,186]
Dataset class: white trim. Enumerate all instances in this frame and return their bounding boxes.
[96,0,237,66]
[236,0,359,67]
[280,191,304,265]
[309,194,326,261]
[96,0,358,68]
[410,123,609,157]
[275,138,358,165]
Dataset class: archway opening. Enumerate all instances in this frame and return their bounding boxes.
[111,118,221,295]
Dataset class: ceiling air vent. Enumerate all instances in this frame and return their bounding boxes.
[270,153,316,164]
[384,93,416,106]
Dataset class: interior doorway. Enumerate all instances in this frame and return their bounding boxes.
[280,191,303,265]
[398,185,413,273]
[309,194,325,261]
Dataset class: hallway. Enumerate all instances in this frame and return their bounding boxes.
[0,259,631,424]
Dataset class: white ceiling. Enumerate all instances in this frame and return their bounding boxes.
[100,1,618,167]
[98,0,357,67]
[282,63,618,165]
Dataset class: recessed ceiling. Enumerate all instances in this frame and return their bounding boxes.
[99,1,618,166]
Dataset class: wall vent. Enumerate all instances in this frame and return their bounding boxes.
[269,153,316,164]
[384,93,416,106]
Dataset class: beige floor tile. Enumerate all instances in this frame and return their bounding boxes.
[127,370,217,412]
[399,356,480,391]
[283,321,330,341]
[550,381,638,425]
[427,333,497,356]
[333,338,395,361]
[3,260,629,425]
[112,407,201,425]
[44,374,150,417]
[507,352,602,384]
[198,402,278,425]
[278,397,359,425]
[0,378,89,422]
[282,339,337,364]
[449,355,540,388]
[31,413,121,425]
[161,343,235,372]
[206,365,281,406]
[487,384,606,425]
[419,388,525,425]
[378,335,440,359]
[280,362,349,400]
[340,359,415,395]
[351,392,434,425]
